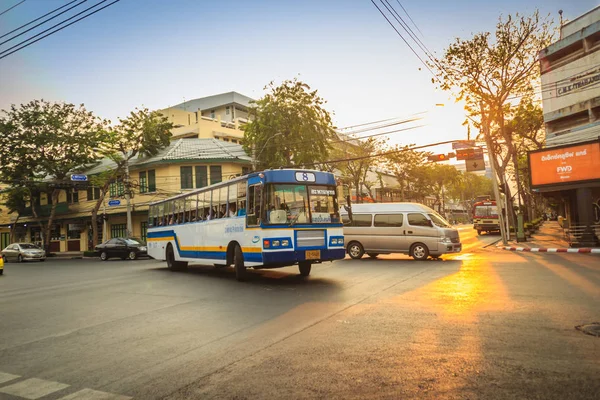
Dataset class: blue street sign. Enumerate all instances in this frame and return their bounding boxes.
[70,174,88,182]
[108,200,121,206]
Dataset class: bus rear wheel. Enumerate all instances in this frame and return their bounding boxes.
[233,244,246,281]
[166,244,187,271]
[299,261,311,277]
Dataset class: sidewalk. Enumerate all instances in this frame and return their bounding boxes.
[48,251,84,259]
[499,221,600,254]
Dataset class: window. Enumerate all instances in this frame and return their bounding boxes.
[223,138,229,142]
[148,170,156,192]
[110,223,127,238]
[346,214,372,227]
[226,106,230,115]
[87,187,101,201]
[195,166,208,188]
[231,139,237,144]
[242,167,250,175]
[247,184,262,226]
[66,189,79,204]
[374,214,403,227]
[407,213,431,227]
[141,221,147,241]
[210,110,215,119]
[180,166,193,189]
[139,171,147,193]
[210,165,222,184]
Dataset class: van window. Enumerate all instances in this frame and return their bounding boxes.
[374,214,403,227]
[407,213,431,227]
[347,214,372,227]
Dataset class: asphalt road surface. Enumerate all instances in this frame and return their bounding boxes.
[0,227,598,399]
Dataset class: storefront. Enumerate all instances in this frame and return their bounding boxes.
[529,139,600,246]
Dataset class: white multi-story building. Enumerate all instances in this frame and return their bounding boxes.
[536,6,600,246]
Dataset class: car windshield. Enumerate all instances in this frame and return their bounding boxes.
[19,243,40,249]
[428,213,452,228]
[124,238,144,245]
[263,184,339,225]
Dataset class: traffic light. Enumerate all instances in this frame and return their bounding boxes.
[427,153,454,162]
[456,147,483,161]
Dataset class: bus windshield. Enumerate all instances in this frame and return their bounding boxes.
[474,205,498,218]
[264,184,340,225]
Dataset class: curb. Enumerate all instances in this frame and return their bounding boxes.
[500,246,600,254]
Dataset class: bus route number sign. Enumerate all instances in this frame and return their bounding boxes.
[295,172,316,182]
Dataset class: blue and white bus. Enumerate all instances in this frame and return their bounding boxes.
[147,169,345,280]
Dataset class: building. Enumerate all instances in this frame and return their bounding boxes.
[535,6,600,246]
[1,139,252,253]
[159,91,253,143]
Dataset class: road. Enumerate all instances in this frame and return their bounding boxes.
[0,227,598,399]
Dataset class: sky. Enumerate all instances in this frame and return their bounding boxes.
[0,0,597,155]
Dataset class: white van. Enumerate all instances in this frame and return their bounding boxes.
[340,203,461,260]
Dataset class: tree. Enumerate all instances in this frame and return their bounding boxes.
[386,145,430,201]
[0,100,109,252]
[243,78,336,169]
[428,164,461,215]
[331,136,387,203]
[432,11,554,229]
[97,108,172,238]
[1,187,29,243]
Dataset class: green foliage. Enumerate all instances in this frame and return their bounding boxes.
[0,100,109,181]
[332,136,387,202]
[386,145,430,200]
[243,78,336,169]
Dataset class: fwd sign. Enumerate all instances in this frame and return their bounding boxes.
[557,166,572,173]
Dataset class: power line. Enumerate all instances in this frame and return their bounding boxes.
[0,0,87,47]
[0,0,79,40]
[394,0,423,38]
[0,0,121,60]
[0,0,25,17]
[302,139,461,168]
[369,0,439,81]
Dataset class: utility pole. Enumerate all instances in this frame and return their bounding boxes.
[481,102,508,246]
[124,161,133,237]
[251,143,257,171]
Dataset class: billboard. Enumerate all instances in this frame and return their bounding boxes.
[528,140,600,188]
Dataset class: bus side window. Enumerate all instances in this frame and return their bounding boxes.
[247,184,261,226]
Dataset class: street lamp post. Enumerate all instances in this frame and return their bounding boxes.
[252,132,284,170]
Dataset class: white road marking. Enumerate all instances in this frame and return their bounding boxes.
[0,371,20,384]
[0,377,70,399]
[58,388,132,400]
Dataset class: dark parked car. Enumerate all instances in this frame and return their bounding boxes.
[95,237,148,261]
[1,243,46,262]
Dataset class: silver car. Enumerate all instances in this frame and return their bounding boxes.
[341,203,462,260]
[1,243,47,262]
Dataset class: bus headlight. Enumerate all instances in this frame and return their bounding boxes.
[281,239,289,247]
[272,240,280,247]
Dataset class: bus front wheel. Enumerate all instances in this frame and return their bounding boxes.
[166,244,187,271]
[299,261,311,277]
[233,244,247,281]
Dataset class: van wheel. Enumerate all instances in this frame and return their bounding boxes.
[298,261,311,277]
[477,230,482,235]
[367,253,379,259]
[347,242,364,259]
[233,244,246,281]
[410,243,429,261]
[166,244,188,271]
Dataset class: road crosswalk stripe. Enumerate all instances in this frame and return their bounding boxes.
[0,377,70,399]
[0,371,20,384]
[57,388,132,400]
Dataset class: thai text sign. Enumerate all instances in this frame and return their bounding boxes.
[529,141,600,187]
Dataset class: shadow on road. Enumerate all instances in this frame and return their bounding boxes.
[145,263,344,289]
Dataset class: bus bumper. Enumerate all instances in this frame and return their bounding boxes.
[262,248,346,265]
